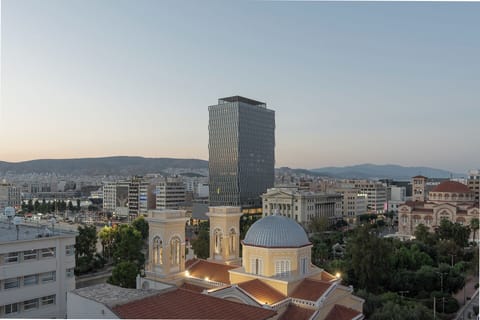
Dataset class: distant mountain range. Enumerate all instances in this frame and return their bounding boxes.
[0,157,464,180]
[311,164,464,180]
[0,157,208,176]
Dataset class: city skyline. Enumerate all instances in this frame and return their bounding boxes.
[1,1,479,172]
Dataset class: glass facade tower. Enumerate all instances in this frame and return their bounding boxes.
[209,96,275,208]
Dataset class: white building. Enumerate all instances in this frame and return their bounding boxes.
[347,180,388,214]
[155,178,186,210]
[388,186,406,213]
[0,183,21,212]
[261,188,342,224]
[102,181,129,217]
[0,219,76,318]
[334,188,367,225]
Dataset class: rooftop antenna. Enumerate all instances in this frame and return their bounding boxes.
[13,216,22,240]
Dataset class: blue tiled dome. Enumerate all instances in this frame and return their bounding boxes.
[243,215,311,248]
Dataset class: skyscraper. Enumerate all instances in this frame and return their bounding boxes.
[209,96,275,208]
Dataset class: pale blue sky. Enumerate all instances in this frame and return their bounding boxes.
[1,0,479,172]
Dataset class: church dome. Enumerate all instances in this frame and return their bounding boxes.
[431,181,471,193]
[243,215,311,248]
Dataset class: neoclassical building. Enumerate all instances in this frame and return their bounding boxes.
[398,177,479,239]
[138,207,364,320]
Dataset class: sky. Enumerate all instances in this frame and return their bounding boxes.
[1,0,479,173]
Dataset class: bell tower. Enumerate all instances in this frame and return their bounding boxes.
[412,175,427,202]
[207,206,242,265]
[146,209,189,280]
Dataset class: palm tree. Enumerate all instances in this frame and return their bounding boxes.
[470,218,479,244]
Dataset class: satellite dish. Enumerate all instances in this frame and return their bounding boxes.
[13,216,22,225]
[4,207,15,217]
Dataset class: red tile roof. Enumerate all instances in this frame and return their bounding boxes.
[185,258,198,269]
[180,282,206,293]
[413,175,428,179]
[291,278,333,301]
[112,288,277,319]
[187,259,236,284]
[321,270,337,281]
[237,279,286,305]
[432,181,471,193]
[324,304,362,320]
[279,304,315,320]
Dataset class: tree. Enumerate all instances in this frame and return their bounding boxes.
[309,216,329,233]
[108,261,138,288]
[68,201,74,212]
[113,225,145,268]
[132,216,149,240]
[98,226,117,260]
[191,229,209,259]
[76,199,81,211]
[347,226,393,293]
[415,224,436,245]
[75,225,97,261]
[436,220,470,247]
[470,218,479,244]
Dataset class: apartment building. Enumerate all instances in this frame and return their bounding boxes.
[468,169,480,203]
[334,188,367,224]
[348,180,388,213]
[0,220,76,318]
[0,183,21,212]
[155,178,186,209]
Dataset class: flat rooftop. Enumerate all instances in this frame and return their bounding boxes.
[0,220,76,243]
[71,283,164,308]
[218,96,266,107]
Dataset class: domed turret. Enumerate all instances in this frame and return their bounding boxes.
[243,215,310,248]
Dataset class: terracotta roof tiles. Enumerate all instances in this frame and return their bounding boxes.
[291,278,333,302]
[279,304,315,320]
[180,282,206,293]
[187,259,236,284]
[432,181,471,193]
[112,288,277,319]
[324,304,362,320]
[237,279,286,305]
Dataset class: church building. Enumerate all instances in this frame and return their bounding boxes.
[137,206,364,320]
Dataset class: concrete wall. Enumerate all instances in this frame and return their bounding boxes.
[67,292,118,319]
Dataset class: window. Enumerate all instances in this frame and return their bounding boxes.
[301,257,308,275]
[23,249,37,261]
[41,295,55,306]
[41,247,56,258]
[66,268,74,278]
[23,274,39,286]
[4,277,20,290]
[65,245,75,256]
[41,271,56,283]
[5,252,19,263]
[250,258,263,275]
[275,260,291,277]
[23,298,39,311]
[5,303,18,314]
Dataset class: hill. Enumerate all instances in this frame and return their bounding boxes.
[311,164,464,180]
[0,156,208,176]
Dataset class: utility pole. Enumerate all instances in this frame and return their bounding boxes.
[433,297,436,320]
[436,271,447,313]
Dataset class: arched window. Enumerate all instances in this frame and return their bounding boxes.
[228,228,236,256]
[214,229,223,255]
[152,236,163,265]
[170,237,181,266]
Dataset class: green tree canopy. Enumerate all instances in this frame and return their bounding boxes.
[113,225,145,268]
[108,261,138,288]
[191,229,209,259]
[75,225,97,260]
[132,216,149,240]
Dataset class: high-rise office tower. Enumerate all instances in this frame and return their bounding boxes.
[209,96,275,208]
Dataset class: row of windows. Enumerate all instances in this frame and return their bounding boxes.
[1,294,55,315]
[1,271,57,290]
[1,245,74,265]
[1,247,57,265]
